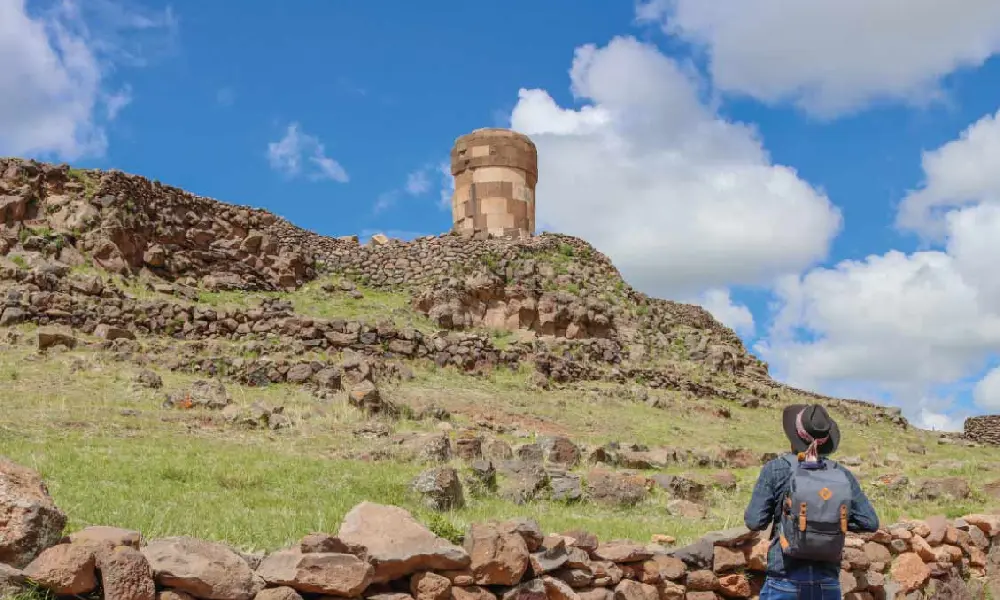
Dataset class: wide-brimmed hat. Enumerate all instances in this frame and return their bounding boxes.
[782,404,840,455]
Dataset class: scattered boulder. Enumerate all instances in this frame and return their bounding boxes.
[0,458,68,568]
[69,525,142,549]
[135,369,164,389]
[413,467,465,511]
[586,470,647,507]
[37,327,78,350]
[165,380,230,410]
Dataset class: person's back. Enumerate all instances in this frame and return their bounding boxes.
[744,404,879,600]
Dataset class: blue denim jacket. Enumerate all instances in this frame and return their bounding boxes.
[744,455,880,578]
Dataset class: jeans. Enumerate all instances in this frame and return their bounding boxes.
[760,573,841,600]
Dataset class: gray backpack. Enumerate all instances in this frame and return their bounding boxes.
[776,453,852,562]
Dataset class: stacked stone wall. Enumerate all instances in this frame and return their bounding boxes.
[965,416,1000,445]
[2,457,999,600]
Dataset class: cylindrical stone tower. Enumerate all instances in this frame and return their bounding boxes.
[450,128,538,238]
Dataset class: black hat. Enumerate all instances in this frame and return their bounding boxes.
[782,404,840,455]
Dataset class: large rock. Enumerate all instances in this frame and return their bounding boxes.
[890,552,930,593]
[23,543,98,595]
[142,537,257,600]
[100,546,156,600]
[0,457,68,568]
[256,549,374,596]
[36,327,78,350]
[0,562,25,596]
[464,522,529,586]
[337,502,470,583]
[412,467,465,511]
[70,525,142,549]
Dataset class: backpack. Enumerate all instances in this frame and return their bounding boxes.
[776,453,852,563]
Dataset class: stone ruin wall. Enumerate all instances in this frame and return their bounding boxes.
[964,416,1000,445]
[2,455,999,600]
[0,157,354,291]
[451,128,538,239]
[1,157,766,379]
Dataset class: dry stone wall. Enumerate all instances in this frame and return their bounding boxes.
[964,416,1000,446]
[0,158,353,291]
[0,157,767,381]
[2,458,999,600]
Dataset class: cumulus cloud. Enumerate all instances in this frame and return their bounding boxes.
[509,36,841,298]
[896,109,1000,239]
[637,0,1000,117]
[698,289,755,337]
[267,123,349,183]
[756,108,1000,428]
[0,0,175,160]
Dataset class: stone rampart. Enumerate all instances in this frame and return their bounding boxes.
[965,416,1000,446]
[2,457,997,600]
[450,128,538,238]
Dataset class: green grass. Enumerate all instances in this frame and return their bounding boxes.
[2,310,1000,556]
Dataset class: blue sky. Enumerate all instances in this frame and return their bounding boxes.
[6,0,1000,430]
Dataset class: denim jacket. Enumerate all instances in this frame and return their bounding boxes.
[744,455,880,578]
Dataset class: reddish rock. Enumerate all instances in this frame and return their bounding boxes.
[452,586,497,600]
[593,541,652,563]
[70,525,142,549]
[685,570,719,592]
[337,502,470,583]
[890,553,929,593]
[924,516,947,545]
[658,581,686,600]
[541,437,581,467]
[561,530,598,554]
[498,519,545,553]
[501,578,547,600]
[299,533,364,556]
[964,514,1000,537]
[157,592,196,600]
[717,575,750,599]
[712,547,745,574]
[862,542,891,564]
[100,546,156,600]
[614,579,659,600]
[649,555,686,581]
[412,571,453,600]
[684,593,717,600]
[577,588,611,600]
[23,543,98,596]
[909,535,935,562]
[142,536,257,600]
[464,523,530,586]
[543,575,582,600]
[256,587,304,600]
[746,539,769,572]
[0,458,68,568]
[256,549,374,596]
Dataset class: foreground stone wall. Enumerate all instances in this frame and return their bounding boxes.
[1,458,997,600]
[965,416,1000,446]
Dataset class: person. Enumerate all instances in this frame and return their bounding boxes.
[744,404,879,600]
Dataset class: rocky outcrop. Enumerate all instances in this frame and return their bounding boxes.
[1,458,997,600]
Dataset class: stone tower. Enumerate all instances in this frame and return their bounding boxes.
[450,128,538,238]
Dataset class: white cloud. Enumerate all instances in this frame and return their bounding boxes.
[638,0,1000,117]
[509,36,841,298]
[916,409,965,432]
[405,169,431,196]
[438,161,454,210]
[699,289,755,337]
[0,0,174,160]
[267,123,349,183]
[757,108,1000,423]
[896,109,1000,239]
[973,366,1000,411]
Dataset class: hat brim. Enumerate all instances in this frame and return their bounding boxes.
[782,404,840,455]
